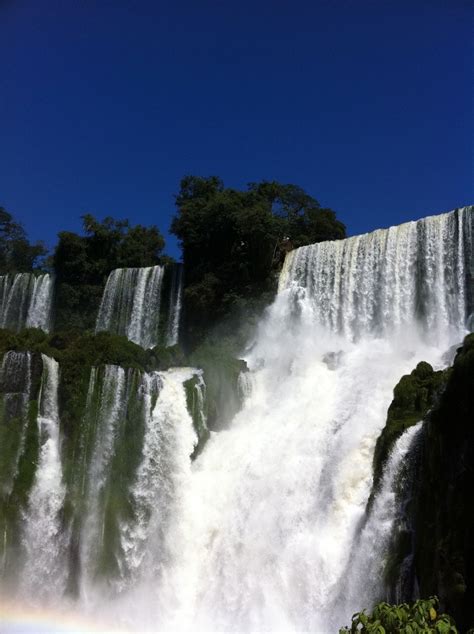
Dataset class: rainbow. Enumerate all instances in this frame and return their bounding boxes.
[0,598,131,633]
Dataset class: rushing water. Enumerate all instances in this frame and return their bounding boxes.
[20,355,66,600]
[333,423,423,627]
[136,207,469,632]
[166,264,183,347]
[0,273,54,332]
[95,264,184,349]
[95,266,165,348]
[0,207,472,632]
[72,365,201,602]
[0,352,32,499]
[86,207,469,632]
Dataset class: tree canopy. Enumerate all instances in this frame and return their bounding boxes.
[0,207,47,274]
[54,214,165,286]
[171,176,345,345]
[53,214,166,330]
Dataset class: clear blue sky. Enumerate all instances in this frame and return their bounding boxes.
[1,0,472,259]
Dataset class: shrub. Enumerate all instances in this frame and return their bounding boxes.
[339,597,458,633]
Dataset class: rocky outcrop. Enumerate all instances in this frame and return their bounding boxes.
[412,334,474,631]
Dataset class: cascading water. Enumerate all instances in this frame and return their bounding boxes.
[334,423,423,627]
[95,266,165,348]
[279,207,471,342]
[0,207,471,632]
[20,355,66,601]
[0,273,53,332]
[65,364,200,602]
[166,264,183,347]
[119,368,198,588]
[0,352,32,499]
[124,207,468,632]
[78,364,128,595]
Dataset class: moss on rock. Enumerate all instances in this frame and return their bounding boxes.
[371,360,449,498]
[412,334,474,631]
[189,343,248,431]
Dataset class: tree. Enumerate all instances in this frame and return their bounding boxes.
[170,176,346,347]
[0,207,47,274]
[248,181,345,248]
[53,214,166,330]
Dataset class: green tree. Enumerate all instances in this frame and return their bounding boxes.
[0,207,47,274]
[53,214,166,330]
[248,180,345,248]
[171,176,345,347]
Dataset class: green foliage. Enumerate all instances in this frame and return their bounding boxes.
[171,176,345,347]
[53,214,166,330]
[0,328,186,442]
[364,336,474,631]
[371,361,449,497]
[339,597,458,633]
[0,328,148,370]
[412,334,474,632]
[0,206,47,273]
[0,378,41,578]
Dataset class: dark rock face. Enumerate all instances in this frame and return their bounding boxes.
[412,334,474,632]
[371,360,449,500]
[367,335,474,630]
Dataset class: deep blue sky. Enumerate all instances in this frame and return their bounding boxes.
[1,0,472,259]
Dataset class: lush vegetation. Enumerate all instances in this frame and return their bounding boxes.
[0,178,345,439]
[3,178,345,344]
[53,214,167,330]
[412,334,474,632]
[368,335,474,632]
[171,176,345,347]
[339,597,458,633]
[371,360,449,498]
[0,206,47,273]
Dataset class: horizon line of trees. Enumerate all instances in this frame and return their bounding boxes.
[1,177,346,344]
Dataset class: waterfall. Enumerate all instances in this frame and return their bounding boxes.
[0,273,53,332]
[334,423,423,626]
[119,368,198,588]
[237,370,253,401]
[20,355,66,601]
[0,207,471,631]
[0,352,32,498]
[166,264,183,347]
[76,365,200,599]
[124,207,468,632]
[279,207,471,343]
[0,357,204,609]
[78,364,128,594]
[95,266,165,348]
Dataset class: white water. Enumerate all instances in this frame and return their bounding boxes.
[279,208,471,343]
[78,365,200,603]
[119,368,198,588]
[20,355,66,601]
[0,351,32,497]
[334,423,423,629]
[0,207,471,631]
[104,208,469,632]
[95,266,165,348]
[166,265,183,347]
[0,273,53,332]
[79,365,127,596]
